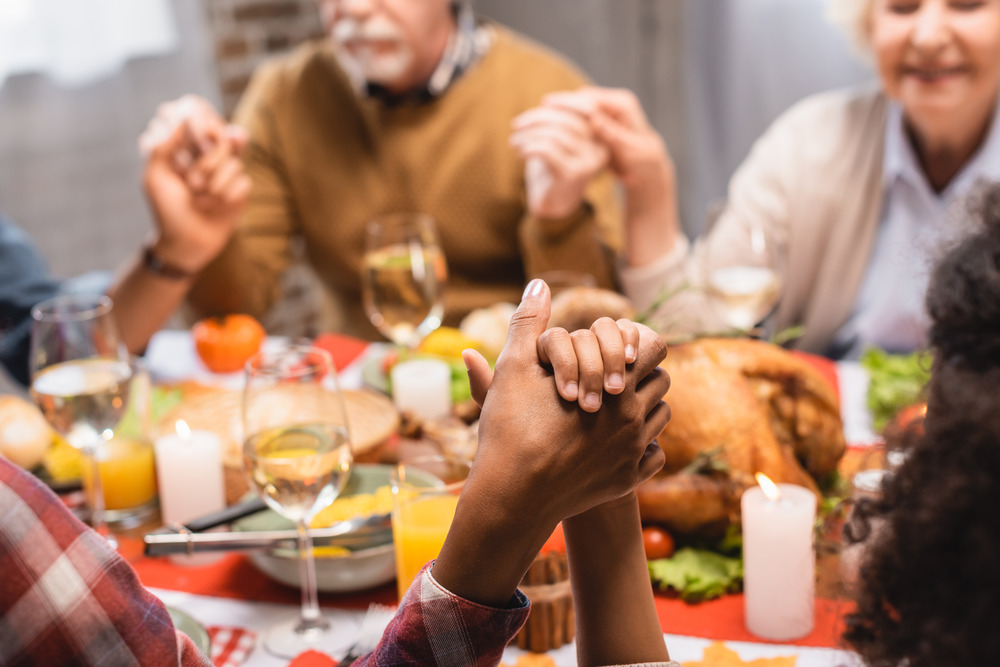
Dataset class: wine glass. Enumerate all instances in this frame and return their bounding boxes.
[361,213,448,349]
[242,343,354,658]
[30,294,132,548]
[701,212,783,335]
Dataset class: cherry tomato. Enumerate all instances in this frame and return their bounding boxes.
[642,526,675,561]
[193,314,265,373]
[894,402,927,436]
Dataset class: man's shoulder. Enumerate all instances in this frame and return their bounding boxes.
[483,22,591,89]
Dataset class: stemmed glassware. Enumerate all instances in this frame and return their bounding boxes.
[701,215,783,335]
[361,213,448,349]
[30,294,133,548]
[242,344,353,658]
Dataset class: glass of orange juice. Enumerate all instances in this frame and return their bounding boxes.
[81,359,158,527]
[391,454,472,599]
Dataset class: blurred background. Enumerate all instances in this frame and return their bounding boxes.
[0,0,874,390]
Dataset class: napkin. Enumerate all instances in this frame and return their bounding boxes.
[313,333,370,371]
[207,626,257,667]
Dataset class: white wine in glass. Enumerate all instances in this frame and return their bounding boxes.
[702,217,782,334]
[706,266,782,332]
[30,294,132,548]
[243,344,353,658]
[361,213,447,348]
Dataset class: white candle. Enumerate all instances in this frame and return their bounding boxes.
[741,479,816,641]
[390,359,451,421]
[153,420,226,566]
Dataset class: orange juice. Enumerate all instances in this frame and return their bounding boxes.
[392,493,459,598]
[83,437,157,511]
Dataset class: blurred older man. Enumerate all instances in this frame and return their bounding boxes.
[146,0,620,339]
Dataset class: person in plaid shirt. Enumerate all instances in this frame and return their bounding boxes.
[0,453,211,666]
[0,279,677,666]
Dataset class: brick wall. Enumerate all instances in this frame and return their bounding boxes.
[206,0,324,115]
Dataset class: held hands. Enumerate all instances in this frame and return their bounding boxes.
[463,279,670,527]
[540,86,681,267]
[540,86,673,199]
[510,105,610,220]
[138,95,251,275]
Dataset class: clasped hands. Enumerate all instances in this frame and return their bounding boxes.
[511,86,672,220]
[138,95,250,275]
[463,278,670,532]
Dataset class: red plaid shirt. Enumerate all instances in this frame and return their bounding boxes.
[0,456,211,667]
[354,564,531,667]
[353,566,679,667]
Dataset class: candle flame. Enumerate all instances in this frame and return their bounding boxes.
[175,419,192,440]
[755,472,782,501]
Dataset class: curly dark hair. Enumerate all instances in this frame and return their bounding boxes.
[842,185,1000,665]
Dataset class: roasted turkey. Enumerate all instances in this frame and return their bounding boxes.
[547,288,848,537]
[637,337,845,535]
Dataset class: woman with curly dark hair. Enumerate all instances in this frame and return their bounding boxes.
[842,185,1000,665]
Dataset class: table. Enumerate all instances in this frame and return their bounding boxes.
[133,330,875,666]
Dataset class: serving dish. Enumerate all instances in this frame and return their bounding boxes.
[231,463,440,592]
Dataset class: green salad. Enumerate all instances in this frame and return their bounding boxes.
[860,348,932,432]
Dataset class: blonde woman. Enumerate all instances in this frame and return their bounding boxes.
[513,0,1000,357]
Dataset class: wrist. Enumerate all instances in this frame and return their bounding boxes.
[142,243,197,281]
[146,236,211,276]
[564,492,639,534]
[433,477,560,607]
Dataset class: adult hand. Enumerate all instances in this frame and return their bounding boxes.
[139,96,250,275]
[463,279,670,528]
[541,87,672,196]
[543,87,681,268]
[510,105,610,220]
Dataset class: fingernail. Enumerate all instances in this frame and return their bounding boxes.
[461,349,473,372]
[608,373,624,391]
[583,392,601,411]
[565,381,579,399]
[625,345,636,362]
[522,279,544,300]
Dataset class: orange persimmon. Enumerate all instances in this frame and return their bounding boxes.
[193,314,265,373]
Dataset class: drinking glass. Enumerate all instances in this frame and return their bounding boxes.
[243,344,354,658]
[701,214,783,334]
[30,294,133,548]
[361,213,448,349]
[390,454,471,600]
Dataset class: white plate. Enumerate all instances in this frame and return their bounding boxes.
[168,606,212,655]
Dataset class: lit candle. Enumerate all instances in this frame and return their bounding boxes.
[153,419,226,566]
[741,473,816,641]
[390,359,451,421]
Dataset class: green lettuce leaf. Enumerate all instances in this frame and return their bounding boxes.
[860,348,932,432]
[648,547,743,603]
